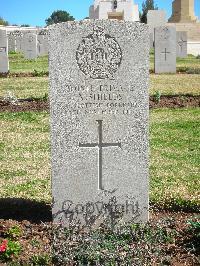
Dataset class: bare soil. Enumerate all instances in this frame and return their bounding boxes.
[0,95,199,113]
[0,200,199,265]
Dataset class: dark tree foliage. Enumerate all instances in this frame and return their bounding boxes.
[140,0,158,24]
[21,24,30,27]
[45,10,75,26]
[0,16,9,26]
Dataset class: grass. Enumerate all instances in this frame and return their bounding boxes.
[150,74,200,96]
[0,77,48,99]
[0,112,50,202]
[0,109,199,208]
[0,74,199,100]
[8,52,48,73]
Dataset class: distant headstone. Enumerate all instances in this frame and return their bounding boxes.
[8,34,16,52]
[23,33,37,59]
[10,31,23,52]
[0,30,9,73]
[49,20,149,227]
[176,31,187,58]
[154,26,176,73]
[37,30,48,56]
[147,10,167,48]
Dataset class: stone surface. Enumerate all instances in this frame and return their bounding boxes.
[147,10,167,48]
[169,0,198,23]
[154,26,176,73]
[49,20,149,227]
[89,0,139,21]
[37,29,48,56]
[176,31,187,57]
[8,34,16,52]
[0,30,9,73]
[147,10,167,29]
[22,33,37,59]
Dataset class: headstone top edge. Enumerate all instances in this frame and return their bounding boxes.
[47,20,149,31]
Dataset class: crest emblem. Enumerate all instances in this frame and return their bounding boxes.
[76,26,122,79]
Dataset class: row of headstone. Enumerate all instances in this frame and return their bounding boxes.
[147,10,188,64]
[7,29,48,59]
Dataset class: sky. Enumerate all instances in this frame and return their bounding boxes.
[0,0,200,27]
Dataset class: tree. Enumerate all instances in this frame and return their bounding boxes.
[21,24,30,27]
[45,10,75,26]
[140,0,158,24]
[0,16,9,26]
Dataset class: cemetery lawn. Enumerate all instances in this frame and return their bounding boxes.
[0,74,200,100]
[8,52,48,73]
[0,109,199,210]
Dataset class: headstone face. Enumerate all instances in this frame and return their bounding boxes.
[10,31,23,52]
[49,20,149,227]
[8,34,16,52]
[147,10,167,29]
[154,26,176,73]
[147,10,167,49]
[23,33,37,59]
[37,29,48,56]
[0,30,9,73]
[176,31,187,58]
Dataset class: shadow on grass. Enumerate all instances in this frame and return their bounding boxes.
[0,198,52,223]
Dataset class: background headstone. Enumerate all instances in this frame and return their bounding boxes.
[23,33,37,59]
[0,30,9,73]
[8,34,16,52]
[49,20,149,227]
[176,31,187,58]
[154,26,176,73]
[37,29,48,56]
[147,10,167,48]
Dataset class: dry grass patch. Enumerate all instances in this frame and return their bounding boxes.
[150,74,200,95]
[0,77,48,99]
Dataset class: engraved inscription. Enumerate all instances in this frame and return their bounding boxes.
[79,120,121,190]
[76,26,122,79]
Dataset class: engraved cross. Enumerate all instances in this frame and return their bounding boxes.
[79,120,121,190]
[161,48,170,61]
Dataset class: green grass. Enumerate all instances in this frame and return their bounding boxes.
[8,52,48,73]
[0,77,48,99]
[0,109,199,208]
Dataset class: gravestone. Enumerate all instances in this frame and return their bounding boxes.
[147,10,167,48]
[49,20,149,227]
[10,31,24,52]
[0,30,9,73]
[8,34,16,52]
[23,33,37,59]
[37,29,48,56]
[154,26,176,73]
[176,31,187,58]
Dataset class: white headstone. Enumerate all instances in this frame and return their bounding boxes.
[49,20,149,227]
[176,31,187,58]
[0,30,9,73]
[154,26,176,73]
[37,30,48,56]
[23,33,37,59]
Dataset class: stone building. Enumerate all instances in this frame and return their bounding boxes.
[89,0,139,22]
